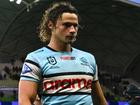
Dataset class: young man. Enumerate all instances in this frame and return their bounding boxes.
[18,1,107,105]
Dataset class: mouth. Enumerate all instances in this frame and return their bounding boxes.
[66,35,75,39]
[65,35,77,43]
[66,33,77,37]
[65,33,77,42]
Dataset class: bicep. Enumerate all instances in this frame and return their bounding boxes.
[92,81,107,105]
[92,80,103,95]
[18,80,38,103]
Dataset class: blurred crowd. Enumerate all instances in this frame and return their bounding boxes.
[0,57,139,103]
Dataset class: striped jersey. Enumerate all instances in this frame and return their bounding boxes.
[20,46,98,105]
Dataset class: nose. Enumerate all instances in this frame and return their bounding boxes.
[69,26,77,33]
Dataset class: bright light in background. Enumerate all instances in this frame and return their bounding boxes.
[16,0,22,4]
[9,0,22,4]
[9,0,41,11]
[9,0,40,4]
[129,0,140,3]
[116,0,140,7]
[9,0,14,2]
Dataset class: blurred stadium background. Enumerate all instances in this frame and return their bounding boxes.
[0,0,140,105]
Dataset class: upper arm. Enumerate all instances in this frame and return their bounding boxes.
[18,53,42,105]
[92,80,103,95]
[18,80,38,104]
[92,81,107,105]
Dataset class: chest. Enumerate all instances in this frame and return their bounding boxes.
[38,53,96,94]
[40,54,95,75]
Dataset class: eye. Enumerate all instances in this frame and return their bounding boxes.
[63,23,72,27]
[62,22,79,28]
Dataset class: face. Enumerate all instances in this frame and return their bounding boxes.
[50,12,79,44]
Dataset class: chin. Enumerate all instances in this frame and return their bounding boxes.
[67,39,76,44]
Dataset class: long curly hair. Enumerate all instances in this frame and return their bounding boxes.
[39,1,79,43]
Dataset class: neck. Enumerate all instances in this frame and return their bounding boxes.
[48,41,72,52]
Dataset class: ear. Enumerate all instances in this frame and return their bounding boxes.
[48,21,53,29]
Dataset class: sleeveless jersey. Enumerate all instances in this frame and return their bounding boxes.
[20,46,98,105]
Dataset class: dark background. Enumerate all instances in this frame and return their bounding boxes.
[0,0,140,83]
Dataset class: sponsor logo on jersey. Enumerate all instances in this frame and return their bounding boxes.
[43,78,92,90]
[49,66,60,69]
[60,56,75,60]
[43,77,92,94]
[22,64,32,74]
[80,57,90,66]
[47,56,57,65]
[80,57,95,71]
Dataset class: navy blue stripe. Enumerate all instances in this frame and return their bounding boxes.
[25,59,40,68]
[46,46,73,52]
[20,75,39,82]
[46,46,58,52]
[43,72,93,78]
